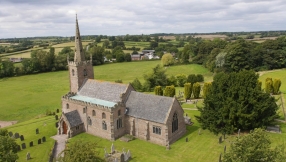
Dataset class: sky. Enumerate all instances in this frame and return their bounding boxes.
[0,0,286,38]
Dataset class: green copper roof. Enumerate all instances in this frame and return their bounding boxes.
[70,95,116,107]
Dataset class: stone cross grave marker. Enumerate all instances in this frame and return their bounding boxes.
[186,137,188,142]
[21,143,26,149]
[219,153,222,162]
[8,131,13,137]
[127,149,131,159]
[26,152,30,160]
[120,154,124,162]
[56,109,59,113]
[36,128,39,134]
[14,132,19,139]
[38,139,41,144]
[56,122,59,128]
[224,145,226,153]
[166,143,170,150]
[29,141,33,147]
[223,133,226,139]
[238,129,240,138]
[111,143,115,154]
[55,115,58,120]
[20,135,24,141]
[42,136,46,142]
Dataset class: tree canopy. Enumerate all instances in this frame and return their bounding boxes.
[0,129,18,162]
[223,128,286,162]
[196,70,278,134]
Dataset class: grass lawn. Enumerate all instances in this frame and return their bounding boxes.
[6,115,58,162]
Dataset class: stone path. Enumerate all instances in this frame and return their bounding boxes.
[0,121,17,128]
[51,134,68,159]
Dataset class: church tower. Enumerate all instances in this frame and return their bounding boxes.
[68,15,94,93]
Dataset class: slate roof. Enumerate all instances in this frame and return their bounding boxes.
[64,110,83,128]
[78,79,128,103]
[125,91,174,124]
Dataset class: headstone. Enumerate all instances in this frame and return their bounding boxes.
[17,145,21,151]
[55,122,59,128]
[14,132,19,139]
[8,131,13,137]
[186,137,188,142]
[21,143,26,149]
[29,141,33,147]
[219,136,222,144]
[20,135,24,141]
[26,152,30,160]
[120,154,124,162]
[198,128,201,135]
[166,144,170,150]
[42,136,46,142]
[114,158,118,162]
[224,145,226,153]
[238,129,240,137]
[104,148,108,158]
[55,115,58,120]
[127,150,131,159]
[223,133,226,139]
[38,139,41,144]
[219,153,222,162]
[124,152,128,161]
[111,143,115,154]
[36,128,39,134]
[56,109,59,113]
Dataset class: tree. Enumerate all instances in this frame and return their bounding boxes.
[223,128,286,162]
[90,46,105,65]
[196,74,204,82]
[196,70,278,135]
[265,78,274,94]
[203,82,212,98]
[154,86,163,96]
[116,53,125,62]
[273,79,281,94]
[192,82,201,99]
[184,83,192,100]
[103,40,110,48]
[131,78,142,92]
[0,129,18,162]
[167,75,177,86]
[143,64,168,91]
[150,41,158,49]
[176,74,187,87]
[164,85,175,97]
[125,53,131,62]
[57,140,104,162]
[161,53,174,66]
[187,74,197,84]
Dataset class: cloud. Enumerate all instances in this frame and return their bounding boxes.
[0,0,285,38]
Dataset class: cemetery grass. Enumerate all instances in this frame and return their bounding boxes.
[0,60,211,122]
[6,115,58,162]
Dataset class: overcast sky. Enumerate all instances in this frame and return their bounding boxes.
[0,0,285,38]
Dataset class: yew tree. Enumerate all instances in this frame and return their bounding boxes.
[196,70,278,134]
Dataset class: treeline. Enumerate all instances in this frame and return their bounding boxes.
[176,36,286,72]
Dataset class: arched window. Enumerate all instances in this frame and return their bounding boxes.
[102,113,106,119]
[92,110,96,116]
[88,117,92,125]
[83,107,86,113]
[118,110,121,116]
[172,112,178,133]
[72,69,75,76]
[83,69,87,76]
[66,103,69,109]
[117,118,122,129]
[102,121,107,130]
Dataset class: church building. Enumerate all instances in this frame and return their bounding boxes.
[58,16,186,146]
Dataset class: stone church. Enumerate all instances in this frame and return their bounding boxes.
[58,16,186,146]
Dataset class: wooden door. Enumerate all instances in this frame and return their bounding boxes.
[62,121,67,134]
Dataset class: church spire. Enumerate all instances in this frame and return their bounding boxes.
[74,14,85,62]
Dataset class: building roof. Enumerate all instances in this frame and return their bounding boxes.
[125,91,174,124]
[64,110,83,128]
[70,95,116,107]
[78,79,128,103]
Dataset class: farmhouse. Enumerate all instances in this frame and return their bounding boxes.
[58,16,186,146]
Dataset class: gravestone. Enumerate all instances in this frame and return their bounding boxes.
[17,145,21,151]
[26,152,30,160]
[223,133,226,139]
[186,137,188,142]
[224,145,226,153]
[219,153,222,162]
[29,141,33,147]
[111,143,115,153]
[56,109,59,113]
[36,128,39,134]
[14,132,19,139]
[20,135,24,141]
[38,139,41,144]
[120,154,124,162]
[55,115,58,120]
[198,128,201,135]
[219,136,222,144]
[21,143,26,149]
[238,129,240,137]
[42,136,46,142]
[8,131,13,137]
[55,122,59,128]
[166,144,170,150]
